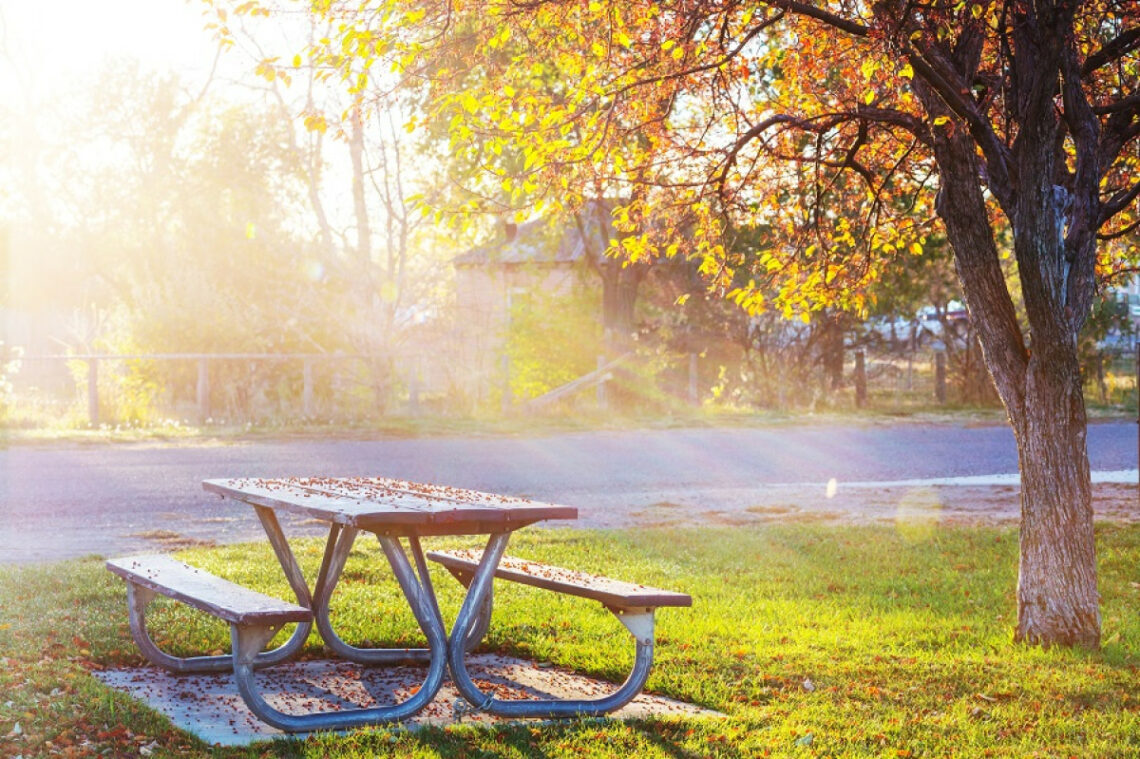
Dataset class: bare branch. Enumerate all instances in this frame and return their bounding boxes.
[1091,92,1140,116]
[1098,216,1140,241]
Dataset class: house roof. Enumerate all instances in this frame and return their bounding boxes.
[454,202,617,267]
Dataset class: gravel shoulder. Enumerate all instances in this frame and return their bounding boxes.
[596,482,1139,531]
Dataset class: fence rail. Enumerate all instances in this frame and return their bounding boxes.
[5,343,1135,427]
[14,353,372,426]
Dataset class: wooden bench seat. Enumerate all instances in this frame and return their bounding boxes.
[426,549,692,610]
[106,554,313,677]
[107,554,312,627]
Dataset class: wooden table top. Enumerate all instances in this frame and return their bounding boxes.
[203,477,577,536]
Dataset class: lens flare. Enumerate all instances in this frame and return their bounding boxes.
[895,487,942,542]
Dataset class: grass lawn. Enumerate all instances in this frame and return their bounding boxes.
[0,406,1021,447]
[1,524,1138,757]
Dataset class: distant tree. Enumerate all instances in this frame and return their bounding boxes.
[208,1,476,410]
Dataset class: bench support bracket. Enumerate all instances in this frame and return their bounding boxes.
[609,606,655,647]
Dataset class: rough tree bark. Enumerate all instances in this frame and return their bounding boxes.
[926,58,1100,647]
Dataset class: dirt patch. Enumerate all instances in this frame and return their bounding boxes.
[745,504,798,516]
[127,529,218,550]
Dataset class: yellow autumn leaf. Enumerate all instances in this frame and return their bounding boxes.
[900,63,914,79]
[910,242,923,255]
[934,115,950,126]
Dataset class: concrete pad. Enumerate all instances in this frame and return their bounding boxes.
[94,654,720,746]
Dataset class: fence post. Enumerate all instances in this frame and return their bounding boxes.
[597,354,608,410]
[501,354,512,414]
[854,350,867,408]
[87,358,99,426]
[934,349,947,404]
[302,358,314,419]
[197,358,210,424]
[688,353,699,406]
[408,365,421,417]
[906,331,915,390]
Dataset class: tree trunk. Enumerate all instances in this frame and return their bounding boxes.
[600,265,643,351]
[1009,351,1099,647]
[929,127,1100,648]
[819,310,845,392]
[349,106,371,269]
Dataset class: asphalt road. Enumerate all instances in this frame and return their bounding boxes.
[2,421,1136,563]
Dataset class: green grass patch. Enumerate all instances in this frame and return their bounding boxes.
[2,524,1139,756]
[0,407,1044,448]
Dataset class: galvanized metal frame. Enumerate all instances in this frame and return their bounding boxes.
[120,480,654,727]
[443,533,659,718]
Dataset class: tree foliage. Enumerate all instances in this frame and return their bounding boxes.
[260,0,1140,648]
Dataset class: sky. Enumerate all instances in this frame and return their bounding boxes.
[1,0,230,106]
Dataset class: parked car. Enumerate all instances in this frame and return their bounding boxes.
[865,302,968,349]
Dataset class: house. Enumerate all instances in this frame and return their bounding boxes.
[450,207,616,406]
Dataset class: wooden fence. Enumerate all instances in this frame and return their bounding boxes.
[17,353,372,426]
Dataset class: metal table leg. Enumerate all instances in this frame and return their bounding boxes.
[230,534,448,730]
[310,526,434,665]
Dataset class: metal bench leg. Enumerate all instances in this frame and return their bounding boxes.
[229,536,449,731]
[311,525,433,665]
[445,534,657,717]
[125,581,310,674]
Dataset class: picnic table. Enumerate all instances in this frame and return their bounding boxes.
[106,476,690,731]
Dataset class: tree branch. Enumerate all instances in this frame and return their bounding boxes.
[1098,216,1140,241]
[1060,39,1101,327]
[905,42,1014,209]
[1100,179,1140,224]
[1080,26,1140,76]
[1091,92,1140,116]
[761,0,869,37]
